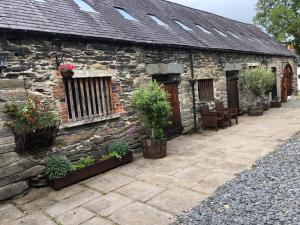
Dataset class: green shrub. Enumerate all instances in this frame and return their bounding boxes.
[44,156,73,180]
[72,156,96,170]
[240,66,275,105]
[108,140,129,159]
[132,81,171,139]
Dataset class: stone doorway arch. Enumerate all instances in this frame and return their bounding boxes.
[281,64,293,102]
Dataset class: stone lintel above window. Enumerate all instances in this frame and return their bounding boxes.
[72,69,117,78]
[146,63,184,75]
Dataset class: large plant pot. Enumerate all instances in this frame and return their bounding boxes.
[143,138,167,159]
[270,101,282,108]
[50,152,133,190]
[248,105,264,116]
[14,122,60,154]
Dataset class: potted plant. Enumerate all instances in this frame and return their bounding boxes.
[58,63,75,79]
[132,81,172,159]
[5,96,59,153]
[44,140,133,190]
[240,67,274,116]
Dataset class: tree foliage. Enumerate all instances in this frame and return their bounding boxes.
[254,0,300,53]
[132,81,171,139]
[240,67,275,105]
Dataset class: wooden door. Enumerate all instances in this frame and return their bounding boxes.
[281,65,293,102]
[163,83,182,138]
[226,72,239,109]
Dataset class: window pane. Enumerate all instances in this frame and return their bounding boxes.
[175,20,193,31]
[149,15,168,26]
[198,79,214,101]
[116,8,137,21]
[73,0,96,12]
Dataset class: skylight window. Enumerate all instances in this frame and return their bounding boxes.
[196,25,211,34]
[250,35,263,43]
[73,0,96,12]
[175,20,193,31]
[227,31,240,39]
[115,8,137,21]
[212,28,227,37]
[149,15,168,27]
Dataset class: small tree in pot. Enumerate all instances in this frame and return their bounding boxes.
[240,66,274,116]
[132,81,171,159]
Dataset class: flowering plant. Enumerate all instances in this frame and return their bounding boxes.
[5,96,58,134]
[58,64,75,78]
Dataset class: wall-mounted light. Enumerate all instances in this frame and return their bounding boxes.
[0,47,8,71]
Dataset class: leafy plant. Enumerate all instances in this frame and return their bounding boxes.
[72,156,96,170]
[108,140,129,159]
[44,156,73,180]
[132,81,171,139]
[5,96,58,134]
[240,67,275,106]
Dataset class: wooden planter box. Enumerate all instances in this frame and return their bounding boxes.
[143,138,167,159]
[270,101,282,108]
[248,105,264,116]
[50,152,133,190]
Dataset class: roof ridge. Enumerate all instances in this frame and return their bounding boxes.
[156,0,254,26]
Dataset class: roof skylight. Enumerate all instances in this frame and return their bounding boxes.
[175,20,193,31]
[227,31,240,39]
[212,28,227,37]
[73,0,96,12]
[33,0,45,2]
[149,15,168,27]
[250,35,263,43]
[196,25,211,34]
[115,8,137,21]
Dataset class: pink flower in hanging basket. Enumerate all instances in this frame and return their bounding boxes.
[58,64,75,79]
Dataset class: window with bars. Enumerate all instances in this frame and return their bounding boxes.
[64,77,113,122]
[198,79,214,101]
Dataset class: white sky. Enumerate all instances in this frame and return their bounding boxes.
[167,0,258,24]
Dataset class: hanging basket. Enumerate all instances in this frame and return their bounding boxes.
[60,70,74,79]
[13,121,60,154]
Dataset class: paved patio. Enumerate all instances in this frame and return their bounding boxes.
[1,105,300,225]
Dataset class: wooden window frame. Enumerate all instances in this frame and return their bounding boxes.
[198,79,214,101]
[63,77,113,122]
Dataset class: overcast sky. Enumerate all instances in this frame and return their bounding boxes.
[167,0,258,24]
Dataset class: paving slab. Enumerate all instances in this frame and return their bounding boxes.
[84,192,132,217]
[109,202,173,225]
[0,204,24,224]
[56,207,95,225]
[147,188,209,214]
[82,173,135,193]
[81,216,115,225]
[115,181,166,202]
[9,212,56,225]
[44,190,102,218]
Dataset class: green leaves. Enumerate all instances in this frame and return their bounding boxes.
[44,156,73,180]
[254,0,300,53]
[240,67,275,100]
[108,140,129,159]
[132,81,172,139]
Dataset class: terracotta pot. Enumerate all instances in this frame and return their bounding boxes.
[60,70,74,79]
[248,105,264,116]
[50,152,133,190]
[143,138,167,159]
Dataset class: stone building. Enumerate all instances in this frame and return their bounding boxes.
[0,0,297,200]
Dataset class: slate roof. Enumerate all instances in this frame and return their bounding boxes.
[0,0,295,57]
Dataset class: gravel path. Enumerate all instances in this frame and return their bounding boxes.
[174,133,300,225]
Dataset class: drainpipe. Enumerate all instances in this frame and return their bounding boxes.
[189,49,197,132]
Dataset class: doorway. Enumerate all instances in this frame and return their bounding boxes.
[226,71,239,109]
[281,65,293,102]
[153,74,183,138]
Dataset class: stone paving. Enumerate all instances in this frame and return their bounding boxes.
[1,105,300,225]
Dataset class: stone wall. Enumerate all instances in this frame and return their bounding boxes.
[0,33,297,200]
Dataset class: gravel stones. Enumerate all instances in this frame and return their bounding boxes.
[175,133,300,225]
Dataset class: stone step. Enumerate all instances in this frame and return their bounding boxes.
[0,181,29,201]
[0,143,15,154]
[0,152,20,168]
[0,158,37,180]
